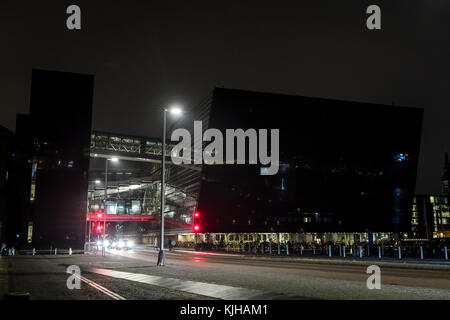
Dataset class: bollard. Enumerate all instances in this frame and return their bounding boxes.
[286,243,289,256]
[398,246,402,260]
[420,246,424,260]
[241,244,245,253]
[359,246,363,259]
[269,242,272,255]
[300,246,303,256]
[54,248,57,255]
[261,243,264,254]
[69,248,72,255]
[328,245,331,257]
[339,245,342,257]
[378,246,381,259]
[248,243,251,254]
[277,243,281,255]
[32,248,36,256]
[445,246,448,260]
[343,245,346,258]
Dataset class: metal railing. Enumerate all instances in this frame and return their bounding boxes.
[175,242,450,261]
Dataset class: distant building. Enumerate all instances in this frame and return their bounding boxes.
[409,152,450,240]
[442,152,450,198]
[411,195,450,239]
[7,69,94,250]
[0,125,13,243]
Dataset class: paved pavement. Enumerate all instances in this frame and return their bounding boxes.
[0,247,449,300]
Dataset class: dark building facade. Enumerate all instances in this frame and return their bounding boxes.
[8,69,94,250]
[0,125,13,243]
[197,88,423,234]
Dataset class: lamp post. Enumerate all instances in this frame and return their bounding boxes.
[157,106,182,266]
[102,157,118,256]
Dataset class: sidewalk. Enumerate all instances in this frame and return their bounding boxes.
[0,257,8,298]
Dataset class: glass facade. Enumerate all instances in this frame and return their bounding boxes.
[197,88,423,233]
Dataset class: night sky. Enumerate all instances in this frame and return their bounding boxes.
[0,1,449,194]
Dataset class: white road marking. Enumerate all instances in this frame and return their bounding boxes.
[75,274,126,300]
[88,268,277,300]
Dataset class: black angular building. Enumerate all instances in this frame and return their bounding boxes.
[0,125,13,243]
[8,69,94,250]
[196,88,423,234]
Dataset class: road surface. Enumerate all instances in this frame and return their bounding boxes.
[1,247,449,300]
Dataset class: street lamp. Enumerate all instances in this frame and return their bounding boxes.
[102,157,119,256]
[157,106,182,266]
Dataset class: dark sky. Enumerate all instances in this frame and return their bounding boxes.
[0,0,449,194]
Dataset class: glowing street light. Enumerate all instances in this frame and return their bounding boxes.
[102,157,119,256]
[157,105,183,267]
[169,107,182,116]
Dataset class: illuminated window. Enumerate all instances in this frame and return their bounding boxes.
[27,222,33,243]
[30,183,36,201]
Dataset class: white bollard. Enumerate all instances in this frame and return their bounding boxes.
[398,246,402,260]
[55,248,57,255]
[420,246,424,260]
[343,245,346,258]
[328,245,332,257]
[378,246,381,259]
[359,246,363,259]
[286,243,289,256]
[69,248,72,255]
[32,248,36,256]
[445,246,448,260]
[277,243,281,255]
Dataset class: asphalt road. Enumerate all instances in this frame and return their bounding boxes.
[1,247,449,300]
